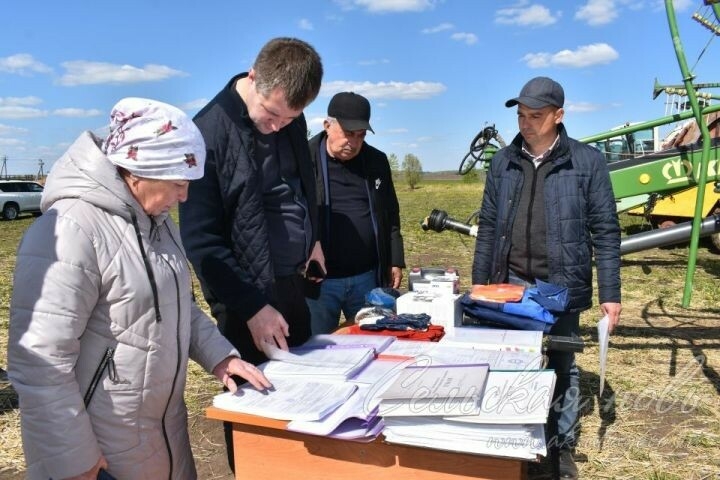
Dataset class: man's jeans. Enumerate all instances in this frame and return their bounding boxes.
[508,271,580,450]
[307,269,377,334]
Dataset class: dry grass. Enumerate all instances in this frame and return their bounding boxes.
[1,180,719,479]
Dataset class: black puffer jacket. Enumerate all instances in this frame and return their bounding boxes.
[180,73,318,323]
[308,132,405,287]
[472,124,621,311]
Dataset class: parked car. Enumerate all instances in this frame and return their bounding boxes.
[0,180,44,220]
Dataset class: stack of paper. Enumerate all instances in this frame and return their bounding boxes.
[444,370,556,424]
[377,340,544,371]
[261,344,376,381]
[213,377,358,421]
[302,333,396,354]
[378,364,490,417]
[379,369,556,460]
[439,327,543,353]
[287,385,384,442]
[382,417,547,460]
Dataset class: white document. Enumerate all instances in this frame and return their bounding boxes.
[350,357,410,386]
[439,327,543,353]
[378,363,490,417]
[213,377,357,421]
[262,344,376,380]
[302,333,395,354]
[445,369,556,424]
[598,314,610,396]
[383,417,546,460]
[380,342,544,371]
[287,384,381,437]
[429,346,545,371]
[379,340,440,359]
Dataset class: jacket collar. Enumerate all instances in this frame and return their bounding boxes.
[509,123,571,166]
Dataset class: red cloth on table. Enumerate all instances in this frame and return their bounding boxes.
[345,324,445,342]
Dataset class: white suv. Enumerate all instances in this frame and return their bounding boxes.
[0,180,44,220]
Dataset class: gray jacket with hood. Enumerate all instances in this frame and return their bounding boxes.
[8,131,237,480]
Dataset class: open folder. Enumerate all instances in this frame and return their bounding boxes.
[378,363,490,417]
[213,377,358,421]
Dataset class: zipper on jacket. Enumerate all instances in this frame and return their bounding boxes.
[159,222,184,480]
[524,168,540,277]
[129,207,163,322]
[83,347,115,408]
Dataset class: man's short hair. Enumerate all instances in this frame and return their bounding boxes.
[253,37,323,110]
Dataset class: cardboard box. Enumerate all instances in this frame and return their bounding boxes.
[396,292,462,335]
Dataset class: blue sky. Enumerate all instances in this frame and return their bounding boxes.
[1,0,716,174]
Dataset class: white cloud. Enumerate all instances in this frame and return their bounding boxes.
[321,80,446,100]
[353,0,436,13]
[387,128,409,134]
[0,53,52,75]
[298,18,314,30]
[650,0,692,11]
[671,0,693,11]
[180,98,209,110]
[0,138,25,146]
[451,32,478,45]
[52,108,104,118]
[0,124,29,136]
[58,61,187,86]
[0,96,43,107]
[495,3,560,27]
[357,59,391,66]
[575,0,618,26]
[0,106,47,119]
[307,116,326,130]
[422,22,454,34]
[522,43,619,68]
[565,101,603,113]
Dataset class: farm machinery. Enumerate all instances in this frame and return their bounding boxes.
[424,0,720,306]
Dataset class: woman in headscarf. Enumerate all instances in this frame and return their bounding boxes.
[8,98,271,480]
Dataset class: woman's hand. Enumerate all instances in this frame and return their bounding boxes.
[213,356,272,393]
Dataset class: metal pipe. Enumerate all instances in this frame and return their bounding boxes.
[422,209,720,256]
[620,215,720,255]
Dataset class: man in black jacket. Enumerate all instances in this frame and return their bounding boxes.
[306,92,405,334]
[178,37,324,469]
[472,77,622,479]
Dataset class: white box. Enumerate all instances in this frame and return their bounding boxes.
[396,292,462,335]
[428,277,457,296]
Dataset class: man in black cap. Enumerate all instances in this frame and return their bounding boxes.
[471,77,622,479]
[306,92,405,334]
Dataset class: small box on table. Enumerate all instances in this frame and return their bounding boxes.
[396,291,462,335]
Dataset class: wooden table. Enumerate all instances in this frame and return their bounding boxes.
[206,406,527,480]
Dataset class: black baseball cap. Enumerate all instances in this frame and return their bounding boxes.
[327,92,374,133]
[505,76,564,109]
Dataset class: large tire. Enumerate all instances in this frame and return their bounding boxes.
[2,203,19,220]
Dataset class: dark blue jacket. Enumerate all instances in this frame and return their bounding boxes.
[308,132,405,287]
[179,73,319,324]
[472,124,621,312]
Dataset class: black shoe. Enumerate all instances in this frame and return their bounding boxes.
[559,449,578,479]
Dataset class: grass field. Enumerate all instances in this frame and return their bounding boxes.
[1,178,719,479]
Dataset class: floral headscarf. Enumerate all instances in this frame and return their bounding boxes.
[102,97,205,180]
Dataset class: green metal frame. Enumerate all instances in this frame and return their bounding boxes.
[666,0,719,306]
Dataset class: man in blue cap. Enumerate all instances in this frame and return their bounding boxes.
[306,92,405,334]
[472,76,622,479]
